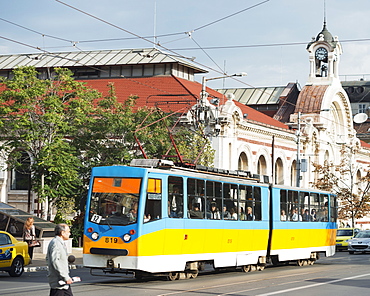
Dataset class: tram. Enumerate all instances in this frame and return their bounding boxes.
[83,159,337,280]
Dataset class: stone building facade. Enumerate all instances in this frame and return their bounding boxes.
[0,23,370,227]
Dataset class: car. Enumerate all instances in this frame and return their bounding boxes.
[335,228,360,251]
[0,230,31,276]
[347,230,370,254]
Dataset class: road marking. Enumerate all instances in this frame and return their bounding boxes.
[157,268,331,296]
[1,283,49,293]
[256,272,370,296]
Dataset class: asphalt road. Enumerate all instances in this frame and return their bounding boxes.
[1,251,370,296]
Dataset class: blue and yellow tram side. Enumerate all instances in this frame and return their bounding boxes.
[83,160,337,279]
[270,186,337,264]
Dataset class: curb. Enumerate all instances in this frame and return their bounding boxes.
[24,264,84,273]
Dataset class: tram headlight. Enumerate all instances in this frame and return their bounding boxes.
[91,232,100,240]
[123,233,131,242]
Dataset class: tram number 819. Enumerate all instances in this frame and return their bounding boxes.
[105,237,118,243]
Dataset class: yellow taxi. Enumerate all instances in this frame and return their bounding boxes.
[336,228,360,251]
[0,230,31,276]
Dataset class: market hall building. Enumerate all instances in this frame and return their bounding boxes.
[0,23,369,227]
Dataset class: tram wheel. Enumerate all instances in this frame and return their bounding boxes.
[258,264,265,271]
[167,272,179,281]
[187,270,198,279]
[241,265,251,273]
[296,259,304,266]
[250,265,258,271]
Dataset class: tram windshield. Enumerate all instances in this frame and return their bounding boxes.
[88,177,141,226]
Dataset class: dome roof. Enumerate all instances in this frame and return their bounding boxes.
[307,22,338,49]
[316,22,333,42]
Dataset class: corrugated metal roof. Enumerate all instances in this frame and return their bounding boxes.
[0,48,207,73]
[215,86,285,105]
[295,85,328,113]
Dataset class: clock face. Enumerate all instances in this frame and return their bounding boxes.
[315,47,328,61]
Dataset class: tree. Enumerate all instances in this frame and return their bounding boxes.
[0,66,215,219]
[0,66,99,218]
[311,145,370,227]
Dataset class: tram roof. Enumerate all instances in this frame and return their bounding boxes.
[130,159,266,184]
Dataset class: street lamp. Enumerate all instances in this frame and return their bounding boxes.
[198,73,247,136]
[201,72,248,103]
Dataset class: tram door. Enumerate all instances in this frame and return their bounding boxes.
[163,176,185,256]
[140,175,166,256]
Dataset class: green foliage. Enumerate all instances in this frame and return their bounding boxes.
[0,66,214,219]
[70,212,84,247]
[0,66,99,215]
[175,127,215,166]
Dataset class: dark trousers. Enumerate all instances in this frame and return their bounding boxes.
[25,242,34,259]
[49,286,73,296]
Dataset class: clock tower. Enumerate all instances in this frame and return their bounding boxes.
[291,21,355,188]
[306,21,342,85]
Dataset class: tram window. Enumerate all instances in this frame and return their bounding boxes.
[239,186,247,221]
[245,186,253,220]
[231,184,238,220]
[223,183,238,220]
[280,190,288,221]
[168,177,184,218]
[144,178,162,222]
[330,195,337,222]
[316,194,329,222]
[89,177,141,226]
[239,200,247,220]
[300,192,310,221]
[206,181,222,219]
[310,193,319,222]
[254,187,261,221]
[187,178,205,219]
[287,190,299,221]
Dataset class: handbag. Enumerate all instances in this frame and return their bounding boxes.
[28,240,41,247]
[24,232,32,241]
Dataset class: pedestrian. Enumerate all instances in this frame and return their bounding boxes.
[46,223,78,296]
[23,217,36,260]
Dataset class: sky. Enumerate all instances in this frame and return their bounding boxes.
[1,0,370,89]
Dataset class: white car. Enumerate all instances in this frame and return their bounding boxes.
[347,230,370,254]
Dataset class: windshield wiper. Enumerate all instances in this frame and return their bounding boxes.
[102,217,113,229]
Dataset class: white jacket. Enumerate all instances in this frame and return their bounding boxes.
[46,236,70,289]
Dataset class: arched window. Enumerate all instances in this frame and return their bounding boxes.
[10,151,31,191]
[324,151,329,165]
[275,158,284,185]
[257,155,267,176]
[291,160,297,187]
[238,152,248,171]
[355,170,362,193]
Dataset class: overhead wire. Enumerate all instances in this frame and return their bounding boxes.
[0,3,364,145]
[0,17,74,44]
[192,0,270,32]
[2,0,364,133]
[0,0,268,90]
[0,1,289,107]
[53,0,266,89]
[0,36,358,137]
[190,36,226,75]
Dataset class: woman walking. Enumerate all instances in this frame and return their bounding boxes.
[23,217,36,261]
